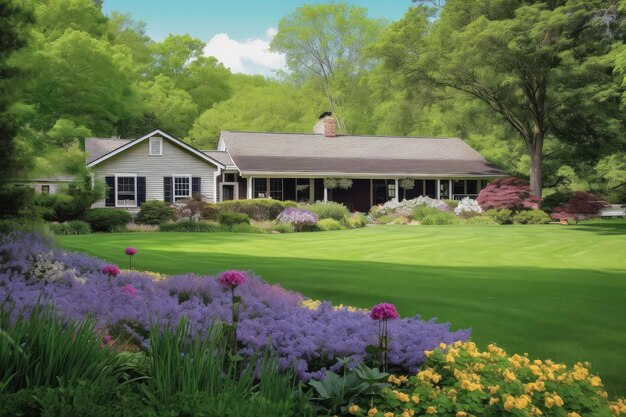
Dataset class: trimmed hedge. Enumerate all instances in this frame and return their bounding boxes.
[136,201,175,225]
[206,199,296,221]
[218,212,250,226]
[83,209,132,232]
[316,218,346,231]
[485,208,514,225]
[513,209,552,224]
[49,221,91,235]
[303,202,349,221]
[160,221,227,233]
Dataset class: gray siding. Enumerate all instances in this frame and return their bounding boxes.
[92,139,217,209]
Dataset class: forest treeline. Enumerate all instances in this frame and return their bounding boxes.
[1,0,625,208]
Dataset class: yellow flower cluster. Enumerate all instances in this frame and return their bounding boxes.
[299,298,369,313]
[502,394,532,411]
[388,375,409,386]
[417,368,441,384]
[544,393,564,409]
[610,399,626,416]
[392,390,410,403]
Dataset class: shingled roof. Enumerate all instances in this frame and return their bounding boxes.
[85,138,130,164]
[219,131,507,178]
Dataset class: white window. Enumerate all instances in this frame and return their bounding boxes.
[116,175,137,207]
[173,175,191,201]
[149,137,163,156]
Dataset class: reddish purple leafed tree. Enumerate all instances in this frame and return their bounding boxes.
[550,191,607,222]
[477,177,542,210]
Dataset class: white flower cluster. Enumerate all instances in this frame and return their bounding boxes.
[380,196,451,216]
[29,252,83,284]
[454,197,483,216]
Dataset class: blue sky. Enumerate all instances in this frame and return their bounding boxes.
[101,0,413,76]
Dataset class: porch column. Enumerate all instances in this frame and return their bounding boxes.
[323,185,328,202]
[309,179,314,202]
[247,177,252,199]
[436,179,441,200]
[449,179,453,200]
[394,179,399,202]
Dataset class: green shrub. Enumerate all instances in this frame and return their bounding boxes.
[303,201,349,221]
[411,205,442,221]
[230,223,265,233]
[444,199,459,209]
[485,208,514,224]
[368,205,385,218]
[316,218,346,231]
[463,215,498,225]
[49,220,91,235]
[83,208,132,232]
[271,222,295,233]
[342,213,369,228]
[390,216,411,225]
[420,212,459,225]
[135,201,175,225]
[0,219,22,235]
[210,199,296,221]
[160,221,227,232]
[376,214,394,224]
[513,209,552,224]
[218,211,250,226]
[541,191,573,214]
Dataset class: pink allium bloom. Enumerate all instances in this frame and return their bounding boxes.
[370,303,400,320]
[124,247,137,256]
[121,284,137,298]
[219,270,247,288]
[101,264,120,277]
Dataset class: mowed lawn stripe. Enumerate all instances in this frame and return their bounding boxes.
[58,221,626,395]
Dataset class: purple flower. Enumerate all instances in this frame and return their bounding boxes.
[370,303,400,320]
[121,284,137,298]
[219,270,247,288]
[277,208,318,231]
[101,264,120,277]
[125,247,137,256]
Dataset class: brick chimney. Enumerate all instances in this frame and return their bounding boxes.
[313,112,337,137]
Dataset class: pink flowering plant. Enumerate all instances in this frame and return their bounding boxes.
[124,247,137,269]
[219,270,248,352]
[121,284,137,298]
[369,303,400,372]
[101,264,120,287]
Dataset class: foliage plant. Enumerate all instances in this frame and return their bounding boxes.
[317,218,346,231]
[513,210,552,225]
[304,201,350,221]
[171,195,206,221]
[160,221,227,232]
[0,306,127,393]
[207,199,297,221]
[83,208,132,232]
[49,220,91,235]
[135,200,175,225]
[551,191,608,223]
[346,341,623,417]
[0,232,470,381]
[230,223,265,233]
[342,213,370,228]
[218,211,250,226]
[484,208,514,225]
[420,212,459,225]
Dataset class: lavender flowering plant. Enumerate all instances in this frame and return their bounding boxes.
[277,208,319,231]
[0,232,471,380]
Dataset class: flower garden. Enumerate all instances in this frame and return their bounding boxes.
[1,231,625,416]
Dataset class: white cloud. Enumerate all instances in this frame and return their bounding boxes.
[203,27,285,76]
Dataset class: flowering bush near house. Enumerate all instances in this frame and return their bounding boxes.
[277,207,319,231]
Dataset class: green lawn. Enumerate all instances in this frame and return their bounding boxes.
[58,221,626,395]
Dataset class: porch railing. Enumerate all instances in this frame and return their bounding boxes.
[452,194,479,200]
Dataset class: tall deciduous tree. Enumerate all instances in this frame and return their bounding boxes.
[270,3,385,132]
[380,0,625,197]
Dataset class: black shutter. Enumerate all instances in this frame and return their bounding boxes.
[163,177,172,203]
[137,177,146,206]
[192,177,201,196]
[105,176,115,207]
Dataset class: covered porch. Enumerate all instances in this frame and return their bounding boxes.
[240,177,488,212]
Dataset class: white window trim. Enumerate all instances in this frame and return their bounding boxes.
[172,174,192,200]
[114,173,138,208]
[149,137,163,156]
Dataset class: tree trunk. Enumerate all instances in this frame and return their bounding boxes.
[528,132,544,198]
